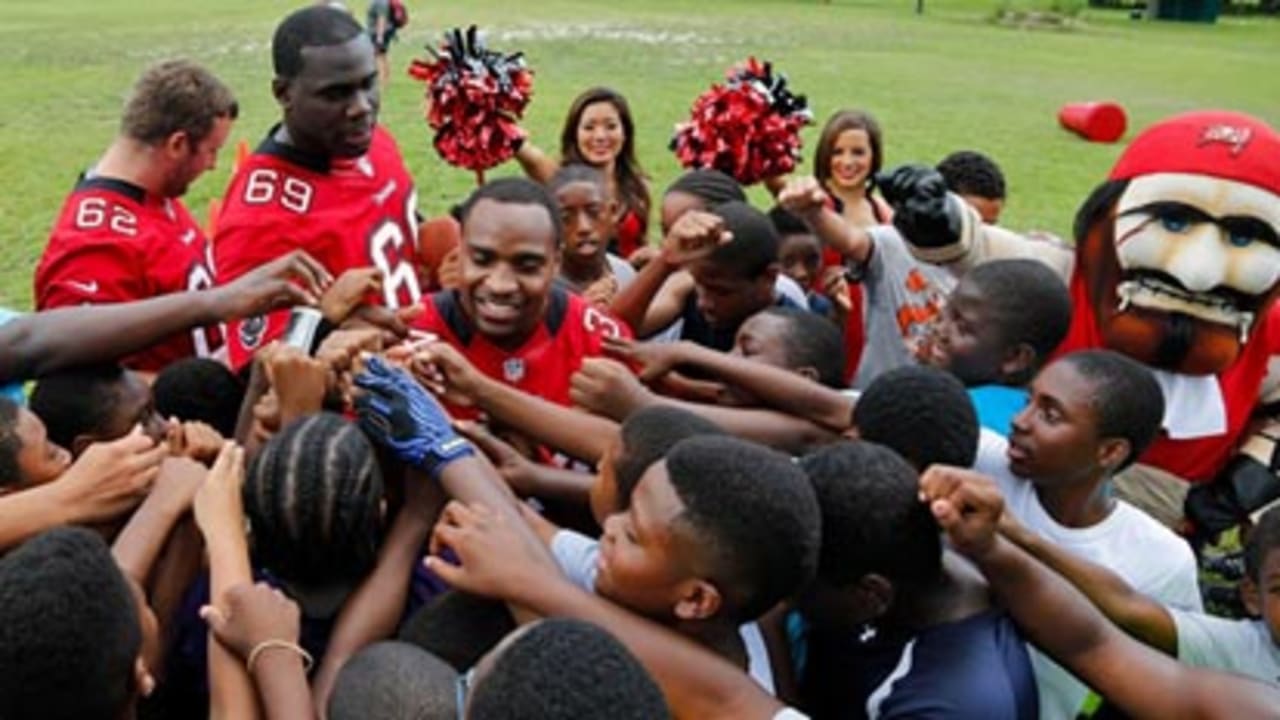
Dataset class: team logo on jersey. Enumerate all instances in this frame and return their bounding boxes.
[357,156,375,178]
[239,315,267,350]
[502,358,526,383]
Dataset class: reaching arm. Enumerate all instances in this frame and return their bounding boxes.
[0,427,166,552]
[609,338,855,432]
[111,457,206,587]
[454,421,597,507]
[514,141,559,185]
[428,501,789,720]
[195,444,261,720]
[779,177,873,263]
[203,582,314,720]
[570,357,836,454]
[608,253,687,337]
[610,210,733,337]
[920,467,1280,720]
[0,250,331,383]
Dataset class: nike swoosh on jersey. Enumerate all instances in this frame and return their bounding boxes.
[66,280,99,294]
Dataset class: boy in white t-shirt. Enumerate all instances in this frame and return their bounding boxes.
[972,349,1203,718]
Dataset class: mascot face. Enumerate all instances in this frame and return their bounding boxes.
[1077,113,1280,375]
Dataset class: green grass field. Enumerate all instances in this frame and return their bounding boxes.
[1,0,1276,308]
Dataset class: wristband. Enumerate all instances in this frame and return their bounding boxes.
[246,639,314,675]
[282,307,326,355]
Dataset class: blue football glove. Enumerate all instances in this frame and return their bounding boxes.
[354,355,474,479]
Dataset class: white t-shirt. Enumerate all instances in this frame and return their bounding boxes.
[551,529,776,694]
[1173,611,1280,686]
[975,429,1203,719]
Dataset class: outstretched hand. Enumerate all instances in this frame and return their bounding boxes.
[877,165,963,249]
[354,355,474,477]
[426,499,561,602]
[918,465,1005,560]
[214,249,334,319]
[320,267,383,325]
[200,582,301,663]
[778,176,829,216]
[569,357,654,421]
[603,336,689,384]
[56,425,168,524]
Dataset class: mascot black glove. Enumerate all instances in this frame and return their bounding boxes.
[877,164,964,249]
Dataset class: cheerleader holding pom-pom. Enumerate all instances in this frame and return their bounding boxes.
[408,25,534,185]
[512,88,653,264]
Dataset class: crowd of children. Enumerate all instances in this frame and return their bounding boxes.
[0,4,1278,719]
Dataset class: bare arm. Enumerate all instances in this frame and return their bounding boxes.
[0,250,331,383]
[920,467,1280,720]
[608,253,687,337]
[514,142,559,185]
[570,357,836,454]
[611,338,855,431]
[111,457,206,587]
[0,428,166,552]
[195,444,261,720]
[610,210,732,337]
[779,177,872,263]
[203,582,314,720]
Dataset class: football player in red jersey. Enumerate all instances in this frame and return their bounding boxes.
[35,60,238,373]
[413,178,630,415]
[215,5,422,369]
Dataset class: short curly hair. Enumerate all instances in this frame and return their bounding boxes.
[800,441,941,590]
[854,365,978,469]
[937,150,1006,201]
[665,435,822,620]
[0,527,141,720]
[467,619,669,720]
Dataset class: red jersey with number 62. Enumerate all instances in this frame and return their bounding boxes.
[215,124,422,369]
[35,176,220,372]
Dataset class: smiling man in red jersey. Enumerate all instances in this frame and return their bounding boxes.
[412,178,630,418]
[215,5,422,369]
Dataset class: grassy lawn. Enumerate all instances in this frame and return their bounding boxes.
[0,0,1276,307]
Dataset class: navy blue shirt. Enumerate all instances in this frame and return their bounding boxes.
[800,610,1038,719]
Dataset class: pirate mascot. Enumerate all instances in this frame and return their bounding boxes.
[881,111,1280,612]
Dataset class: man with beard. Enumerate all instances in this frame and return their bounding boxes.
[35,60,238,372]
[215,4,423,369]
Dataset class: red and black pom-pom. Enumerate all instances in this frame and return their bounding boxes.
[671,58,813,186]
[408,26,533,178]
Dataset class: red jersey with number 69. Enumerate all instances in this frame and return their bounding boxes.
[414,286,631,417]
[215,124,423,369]
[35,176,220,372]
